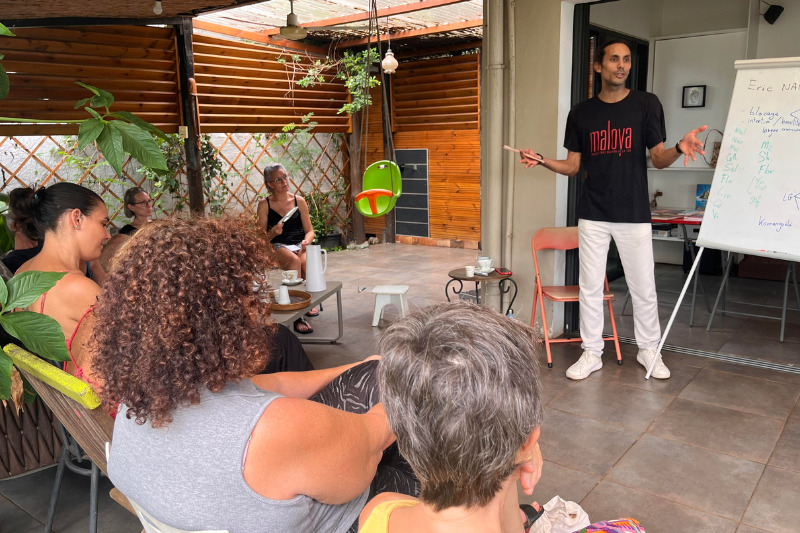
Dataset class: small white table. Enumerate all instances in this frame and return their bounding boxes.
[269,281,344,344]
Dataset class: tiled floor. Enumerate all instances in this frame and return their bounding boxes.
[2,243,798,533]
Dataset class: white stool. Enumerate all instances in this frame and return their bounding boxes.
[372,285,410,326]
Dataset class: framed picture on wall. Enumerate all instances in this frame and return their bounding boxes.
[682,85,706,108]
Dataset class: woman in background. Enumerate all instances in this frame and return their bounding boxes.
[118,186,153,236]
[256,163,317,334]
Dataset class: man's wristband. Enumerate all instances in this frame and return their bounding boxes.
[675,141,683,154]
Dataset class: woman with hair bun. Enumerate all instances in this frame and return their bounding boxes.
[14,182,110,381]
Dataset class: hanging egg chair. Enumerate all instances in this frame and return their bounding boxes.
[355,160,402,217]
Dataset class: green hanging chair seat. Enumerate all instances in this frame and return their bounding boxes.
[355,160,402,217]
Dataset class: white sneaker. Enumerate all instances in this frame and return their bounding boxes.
[637,348,671,379]
[566,351,603,380]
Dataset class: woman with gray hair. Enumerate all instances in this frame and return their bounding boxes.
[360,301,545,532]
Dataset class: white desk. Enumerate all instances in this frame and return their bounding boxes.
[270,281,344,344]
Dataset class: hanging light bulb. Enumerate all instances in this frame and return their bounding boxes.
[153,0,163,15]
[381,18,398,74]
[381,47,398,74]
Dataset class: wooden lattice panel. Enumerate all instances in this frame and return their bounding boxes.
[0,132,352,236]
[0,396,61,479]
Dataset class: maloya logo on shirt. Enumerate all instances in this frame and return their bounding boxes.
[589,121,632,156]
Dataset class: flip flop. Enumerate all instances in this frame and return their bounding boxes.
[293,317,313,334]
[520,503,544,533]
[305,306,320,317]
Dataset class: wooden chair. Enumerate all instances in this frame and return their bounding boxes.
[530,227,622,368]
[3,344,135,532]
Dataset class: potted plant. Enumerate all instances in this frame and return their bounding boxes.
[306,190,342,250]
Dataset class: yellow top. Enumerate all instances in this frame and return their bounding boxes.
[359,499,419,533]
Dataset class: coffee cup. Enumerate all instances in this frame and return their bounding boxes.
[277,285,291,305]
[477,256,494,272]
[282,269,298,282]
[465,265,475,277]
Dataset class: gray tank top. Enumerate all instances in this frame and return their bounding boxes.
[109,379,367,533]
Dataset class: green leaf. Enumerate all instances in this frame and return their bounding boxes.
[110,121,168,171]
[109,111,168,140]
[74,97,91,109]
[0,65,9,100]
[77,118,104,150]
[0,350,11,400]
[0,312,70,362]
[85,107,102,119]
[0,275,6,309]
[6,271,67,311]
[75,81,113,108]
[0,23,14,37]
[96,123,124,176]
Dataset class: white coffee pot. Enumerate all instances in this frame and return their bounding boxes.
[305,244,328,292]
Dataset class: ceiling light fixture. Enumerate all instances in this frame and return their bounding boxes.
[153,0,163,15]
[381,18,398,74]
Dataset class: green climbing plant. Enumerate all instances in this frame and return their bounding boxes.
[0,23,14,99]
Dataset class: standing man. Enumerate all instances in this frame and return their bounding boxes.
[520,39,707,380]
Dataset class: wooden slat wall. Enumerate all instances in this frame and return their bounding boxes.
[392,54,480,132]
[193,34,350,134]
[0,26,180,136]
[364,54,481,243]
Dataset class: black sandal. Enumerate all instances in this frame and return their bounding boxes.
[293,317,314,334]
[520,503,544,533]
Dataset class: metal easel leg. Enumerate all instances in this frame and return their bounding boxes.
[780,261,797,343]
[706,252,734,331]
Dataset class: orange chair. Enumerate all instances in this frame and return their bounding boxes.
[531,226,622,368]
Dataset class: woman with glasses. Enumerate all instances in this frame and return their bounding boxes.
[119,186,154,236]
[257,163,316,334]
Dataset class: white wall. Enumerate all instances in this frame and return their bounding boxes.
[590,0,662,39]
[757,0,800,58]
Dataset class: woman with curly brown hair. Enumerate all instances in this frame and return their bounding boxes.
[92,216,417,533]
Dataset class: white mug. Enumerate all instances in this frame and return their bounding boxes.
[477,256,494,272]
[282,269,298,282]
[277,285,291,305]
[465,265,475,277]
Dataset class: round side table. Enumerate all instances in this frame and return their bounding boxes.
[445,268,518,316]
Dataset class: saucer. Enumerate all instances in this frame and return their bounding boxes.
[476,267,493,274]
[282,278,303,286]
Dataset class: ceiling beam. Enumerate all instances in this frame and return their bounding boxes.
[193,20,329,55]
[336,18,483,48]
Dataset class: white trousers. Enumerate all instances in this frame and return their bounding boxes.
[578,219,661,356]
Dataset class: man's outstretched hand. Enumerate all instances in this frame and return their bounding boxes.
[520,149,544,168]
[677,125,708,166]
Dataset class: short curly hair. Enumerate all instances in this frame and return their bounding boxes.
[91,216,277,427]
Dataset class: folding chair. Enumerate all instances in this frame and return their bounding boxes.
[3,344,133,532]
[530,227,622,368]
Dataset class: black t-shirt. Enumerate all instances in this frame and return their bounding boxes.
[118,224,138,236]
[2,242,43,274]
[564,90,666,223]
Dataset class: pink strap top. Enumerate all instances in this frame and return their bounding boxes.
[40,292,94,379]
